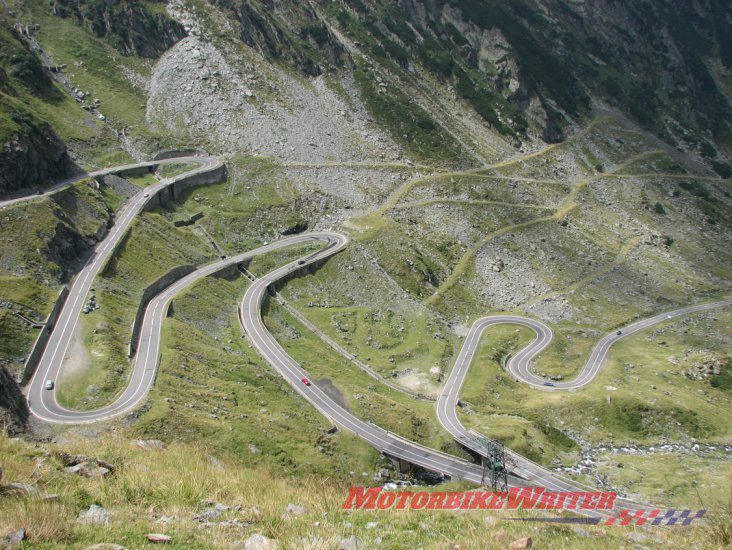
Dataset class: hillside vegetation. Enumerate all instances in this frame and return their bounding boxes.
[0,1,730,548]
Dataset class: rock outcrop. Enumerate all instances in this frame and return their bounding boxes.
[53,0,187,58]
[0,115,71,196]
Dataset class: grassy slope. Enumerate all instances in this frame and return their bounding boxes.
[4,434,725,549]
[56,211,216,409]
[0,180,123,377]
[37,157,391,482]
[459,311,730,488]
[54,155,310,409]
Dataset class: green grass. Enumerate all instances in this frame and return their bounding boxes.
[0,276,59,365]
[3,432,720,549]
[353,62,470,166]
[156,163,196,179]
[56,212,216,410]
[0,179,114,280]
[264,301,463,455]
[124,172,158,187]
[0,179,127,375]
[458,310,731,480]
[285,301,453,396]
[168,156,307,255]
[595,452,732,510]
[30,8,149,132]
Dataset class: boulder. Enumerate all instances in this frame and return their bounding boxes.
[2,482,57,500]
[64,462,111,478]
[232,534,277,549]
[194,503,235,522]
[146,533,172,544]
[78,505,110,525]
[136,440,165,451]
[339,536,362,550]
[55,452,114,478]
[508,536,532,549]
[281,503,308,519]
[4,528,26,546]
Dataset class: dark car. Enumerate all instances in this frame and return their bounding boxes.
[543,382,554,387]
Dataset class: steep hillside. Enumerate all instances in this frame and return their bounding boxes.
[0,2,730,546]
[0,25,72,194]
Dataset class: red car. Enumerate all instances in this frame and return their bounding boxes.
[301,377,311,386]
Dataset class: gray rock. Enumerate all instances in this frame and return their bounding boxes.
[136,440,165,451]
[3,482,39,496]
[55,452,114,478]
[64,462,111,478]
[207,455,226,470]
[84,544,128,550]
[231,533,277,549]
[4,528,26,546]
[78,504,110,525]
[339,536,362,550]
[146,533,172,543]
[156,515,176,525]
[281,503,309,519]
[194,503,233,522]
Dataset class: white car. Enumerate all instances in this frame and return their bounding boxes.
[45,380,54,390]
[143,192,150,198]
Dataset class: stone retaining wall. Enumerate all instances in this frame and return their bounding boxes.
[21,286,69,385]
[128,265,197,357]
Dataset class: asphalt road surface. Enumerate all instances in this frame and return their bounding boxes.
[25,155,223,420]
[436,301,730,506]
[22,156,729,516]
[0,156,217,209]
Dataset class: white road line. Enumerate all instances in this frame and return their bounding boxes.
[23,155,728,514]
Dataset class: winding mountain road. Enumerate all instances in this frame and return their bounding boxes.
[25,155,224,420]
[0,156,218,209]
[436,301,730,498]
[19,155,729,517]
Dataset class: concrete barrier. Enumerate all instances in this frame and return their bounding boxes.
[22,286,69,385]
[152,149,208,161]
[144,163,227,212]
[173,211,204,227]
[128,265,197,357]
